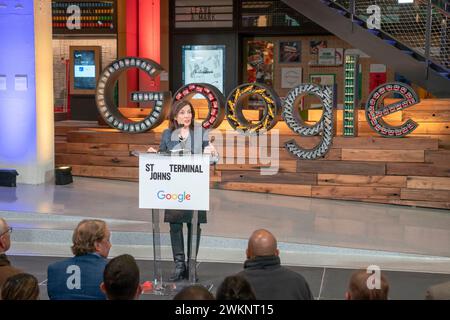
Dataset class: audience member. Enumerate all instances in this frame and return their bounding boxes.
[100,254,142,300]
[216,274,256,300]
[47,219,111,300]
[238,229,313,300]
[173,285,214,300]
[345,269,389,300]
[0,218,21,288]
[425,280,450,300]
[1,273,39,300]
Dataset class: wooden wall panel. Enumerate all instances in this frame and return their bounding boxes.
[386,163,450,177]
[424,150,450,165]
[341,149,424,162]
[311,186,401,200]
[401,188,450,202]
[406,176,450,191]
[221,171,317,185]
[318,174,406,188]
[298,160,386,175]
[218,182,312,197]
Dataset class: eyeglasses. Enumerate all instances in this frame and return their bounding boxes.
[0,227,12,237]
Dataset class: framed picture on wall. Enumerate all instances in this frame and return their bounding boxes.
[309,40,327,54]
[309,73,335,86]
[318,48,336,65]
[279,41,301,63]
[182,45,226,94]
[69,46,101,95]
[281,67,302,88]
[246,40,274,86]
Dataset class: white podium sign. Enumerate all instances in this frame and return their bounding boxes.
[139,153,210,210]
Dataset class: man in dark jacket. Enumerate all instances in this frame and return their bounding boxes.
[47,219,111,300]
[0,218,21,288]
[238,229,313,300]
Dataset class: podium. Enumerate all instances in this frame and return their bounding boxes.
[138,153,210,295]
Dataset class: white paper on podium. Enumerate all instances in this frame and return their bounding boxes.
[139,153,210,210]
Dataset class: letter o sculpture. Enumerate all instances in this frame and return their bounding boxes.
[173,83,225,129]
[226,83,281,134]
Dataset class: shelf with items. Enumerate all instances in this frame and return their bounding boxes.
[343,54,359,137]
[51,1,117,35]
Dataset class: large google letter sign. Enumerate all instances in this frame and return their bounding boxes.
[96,57,420,160]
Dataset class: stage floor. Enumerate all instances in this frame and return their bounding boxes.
[1,177,450,274]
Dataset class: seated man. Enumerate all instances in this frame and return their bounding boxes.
[47,219,111,300]
[345,269,389,300]
[100,254,142,300]
[0,218,21,288]
[238,229,313,300]
[425,281,450,300]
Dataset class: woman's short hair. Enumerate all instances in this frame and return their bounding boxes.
[71,219,107,256]
[1,273,39,300]
[168,100,195,131]
[216,275,256,300]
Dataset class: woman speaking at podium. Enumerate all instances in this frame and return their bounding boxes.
[147,100,216,281]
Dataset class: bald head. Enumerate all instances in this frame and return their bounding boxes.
[247,229,278,258]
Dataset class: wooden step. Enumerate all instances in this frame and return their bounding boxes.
[406,176,450,191]
[341,149,424,162]
[297,160,386,175]
[386,163,450,177]
[220,171,317,185]
[402,110,450,122]
[317,174,407,187]
[311,186,401,200]
[424,150,450,164]
[401,188,450,202]
[365,198,450,210]
[217,182,312,197]
[67,130,162,144]
[56,153,138,167]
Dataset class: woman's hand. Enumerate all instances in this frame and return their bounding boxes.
[147,147,158,153]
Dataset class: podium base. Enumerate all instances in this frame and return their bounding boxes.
[141,279,213,297]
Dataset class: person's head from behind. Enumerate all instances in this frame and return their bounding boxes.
[216,275,256,300]
[169,100,195,130]
[71,219,111,258]
[246,229,279,259]
[346,269,389,300]
[0,218,12,253]
[173,285,214,300]
[100,254,142,300]
[1,273,39,300]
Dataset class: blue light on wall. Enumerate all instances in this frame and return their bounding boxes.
[0,0,36,163]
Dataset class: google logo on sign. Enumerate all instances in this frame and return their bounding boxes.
[157,190,191,203]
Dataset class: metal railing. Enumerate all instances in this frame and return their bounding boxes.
[331,0,449,71]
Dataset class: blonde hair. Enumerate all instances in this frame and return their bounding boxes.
[71,219,107,256]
